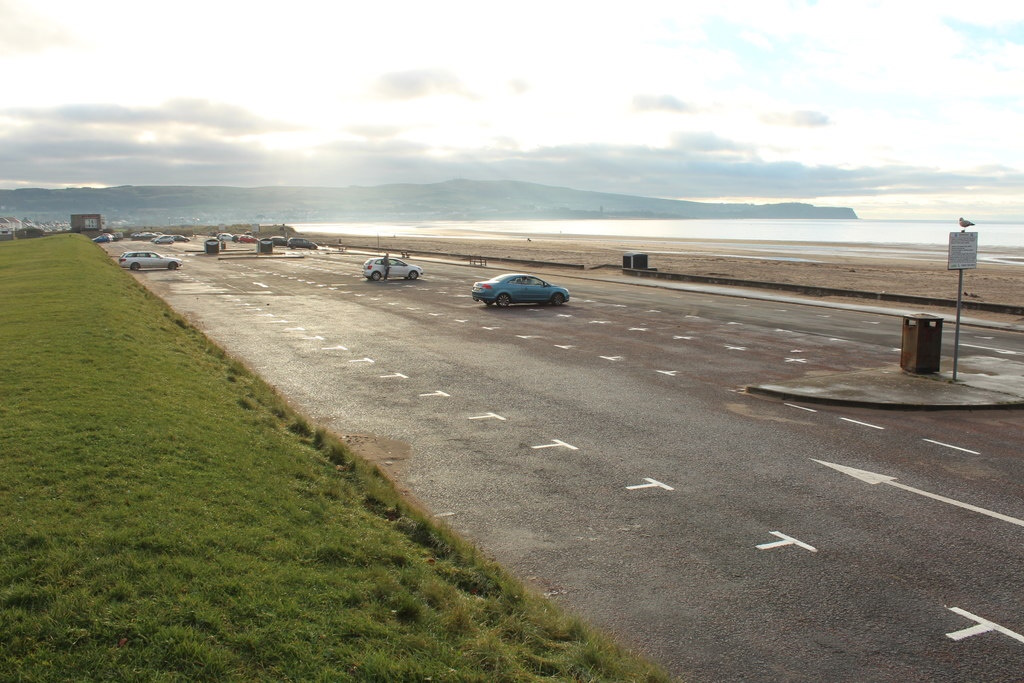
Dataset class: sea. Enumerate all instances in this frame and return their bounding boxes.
[292,218,1024,249]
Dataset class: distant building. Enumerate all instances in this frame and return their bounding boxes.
[70,214,105,233]
[0,217,21,240]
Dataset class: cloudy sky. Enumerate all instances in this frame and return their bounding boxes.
[2,0,1023,219]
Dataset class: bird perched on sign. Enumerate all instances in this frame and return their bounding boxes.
[958,217,975,229]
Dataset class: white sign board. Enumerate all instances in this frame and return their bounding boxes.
[948,231,978,270]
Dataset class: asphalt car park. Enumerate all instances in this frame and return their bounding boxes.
[107,246,1024,682]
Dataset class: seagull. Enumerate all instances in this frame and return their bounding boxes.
[958,217,975,229]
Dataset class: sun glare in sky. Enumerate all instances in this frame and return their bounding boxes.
[2,0,1023,219]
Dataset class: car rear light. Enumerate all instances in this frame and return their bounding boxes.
[480,284,492,289]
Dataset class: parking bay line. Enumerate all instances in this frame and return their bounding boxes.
[923,438,980,455]
[839,417,885,430]
[531,439,578,451]
[946,607,1024,644]
[813,459,1024,528]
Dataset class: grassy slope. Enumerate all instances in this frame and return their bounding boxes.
[0,235,669,682]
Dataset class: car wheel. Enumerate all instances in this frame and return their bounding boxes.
[549,292,565,305]
[407,270,419,280]
[130,262,141,271]
[370,271,382,281]
[168,262,180,270]
[495,293,512,307]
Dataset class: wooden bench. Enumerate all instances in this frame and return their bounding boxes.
[469,255,487,266]
[400,250,411,258]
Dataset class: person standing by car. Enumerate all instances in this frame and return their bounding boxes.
[383,253,390,280]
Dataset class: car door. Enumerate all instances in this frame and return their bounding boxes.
[140,252,161,268]
[388,259,410,278]
[502,276,527,301]
[521,276,548,301]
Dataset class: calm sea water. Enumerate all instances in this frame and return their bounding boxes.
[293,218,1024,250]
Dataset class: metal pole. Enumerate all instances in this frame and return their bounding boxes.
[953,267,964,382]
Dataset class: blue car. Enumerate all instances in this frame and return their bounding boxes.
[472,273,570,307]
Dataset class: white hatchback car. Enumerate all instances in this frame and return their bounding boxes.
[362,257,423,280]
[118,251,183,271]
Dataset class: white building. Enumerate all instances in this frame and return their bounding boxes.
[0,217,21,240]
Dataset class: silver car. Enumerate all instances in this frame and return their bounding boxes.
[363,257,423,280]
[118,251,183,271]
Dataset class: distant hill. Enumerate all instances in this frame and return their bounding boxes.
[0,180,858,225]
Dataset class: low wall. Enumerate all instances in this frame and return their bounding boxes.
[343,244,586,270]
[623,268,1024,317]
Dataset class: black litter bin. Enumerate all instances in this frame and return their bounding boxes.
[900,314,943,373]
[623,252,648,269]
[204,238,220,255]
[258,238,274,254]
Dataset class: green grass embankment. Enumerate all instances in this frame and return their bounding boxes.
[0,235,670,681]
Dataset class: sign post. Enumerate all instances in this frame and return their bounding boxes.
[947,231,978,381]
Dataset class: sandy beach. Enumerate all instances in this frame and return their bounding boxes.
[307,230,1024,321]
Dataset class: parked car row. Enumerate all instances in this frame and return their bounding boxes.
[152,235,191,244]
[361,256,571,306]
[114,242,571,307]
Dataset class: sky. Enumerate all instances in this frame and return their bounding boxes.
[2,0,1023,220]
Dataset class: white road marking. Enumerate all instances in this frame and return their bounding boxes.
[348,357,375,364]
[301,336,325,341]
[813,459,1024,528]
[379,372,408,379]
[725,345,747,351]
[590,320,611,324]
[516,335,541,339]
[673,335,694,340]
[785,358,807,363]
[554,345,575,350]
[923,439,980,455]
[320,345,349,351]
[785,403,818,412]
[839,417,885,430]
[531,439,579,451]
[629,327,648,332]
[656,370,678,376]
[283,327,306,331]
[960,343,1020,355]
[253,282,268,288]
[626,478,674,491]
[756,531,817,553]
[600,355,624,361]
[946,608,1024,644]
[469,412,507,421]
[419,390,450,397]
